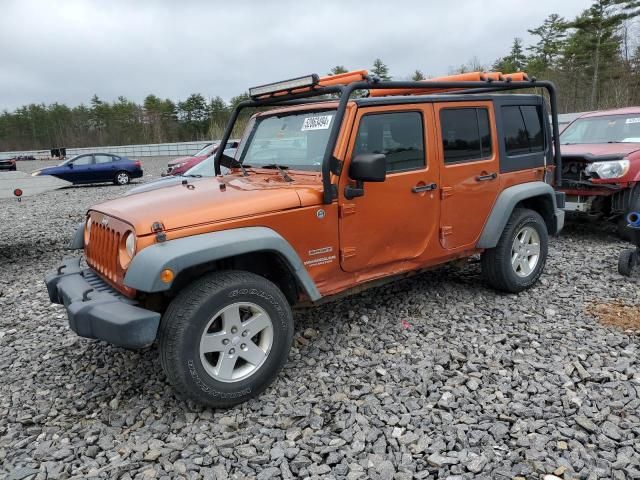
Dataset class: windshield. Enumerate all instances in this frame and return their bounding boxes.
[561,114,640,144]
[184,148,235,176]
[194,143,214,157]
[237,110,336,171]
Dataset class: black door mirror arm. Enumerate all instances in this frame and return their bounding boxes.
[344,180,364,199]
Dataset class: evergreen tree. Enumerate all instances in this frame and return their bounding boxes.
[328,65,348,75]
[412,70,425,81]
[527,14,568,71]
[371,58,391,80]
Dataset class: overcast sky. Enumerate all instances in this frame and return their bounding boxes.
[1,0,591,111]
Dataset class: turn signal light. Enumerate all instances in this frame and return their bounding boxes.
[160,269,174,283]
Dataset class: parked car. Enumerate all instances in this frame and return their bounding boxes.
[164,141,239,176]
[0,158,17,171]
[32,153,143,185]
[45,69,564,408]
[557,107,640,237]
[126,149,236,196]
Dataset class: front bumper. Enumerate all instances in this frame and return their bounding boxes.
[45,257,160,348]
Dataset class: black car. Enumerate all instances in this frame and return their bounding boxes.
[0,159,17,171]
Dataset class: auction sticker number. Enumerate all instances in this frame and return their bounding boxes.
[626,117,640,124]
[302,115,332,131]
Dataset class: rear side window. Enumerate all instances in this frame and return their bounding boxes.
[502,105,544,156]
[440,108,492,163]
[94,155,113,164]
[354,112,425,173]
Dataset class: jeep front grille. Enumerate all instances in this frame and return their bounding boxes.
[84,212,135,297]
[86,223,120,282]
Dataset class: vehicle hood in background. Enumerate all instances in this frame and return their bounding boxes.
[561,143,640,160]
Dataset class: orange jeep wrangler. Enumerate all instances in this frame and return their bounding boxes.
[45,70,566,407]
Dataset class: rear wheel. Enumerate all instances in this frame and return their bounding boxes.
[618,249,637,276]
[114,171,130,185]
[158,270,294,408]
[482,208,549,293]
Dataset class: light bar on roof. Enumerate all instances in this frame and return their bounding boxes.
[249,74,320,98]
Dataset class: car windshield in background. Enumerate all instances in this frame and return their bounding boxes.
[58,155,80,166]
[561,114,640,144]
[184,149,235,176]
[195,144,214,157]
[237,110,337,171]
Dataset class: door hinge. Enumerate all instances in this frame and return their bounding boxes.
[440,226,453,240]
[341,247,357,261]
[339,203,356,218]
[440,186,453,200]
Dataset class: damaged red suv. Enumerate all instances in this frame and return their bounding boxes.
[558,107,640,237]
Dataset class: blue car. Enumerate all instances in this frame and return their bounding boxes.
[32,153,143,185]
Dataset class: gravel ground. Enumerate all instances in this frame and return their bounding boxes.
[1,157,639,480]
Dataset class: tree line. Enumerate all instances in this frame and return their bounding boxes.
[1,0,638,152]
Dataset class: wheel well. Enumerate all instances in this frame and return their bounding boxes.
[516,194,556,234]
[168,251,300,305]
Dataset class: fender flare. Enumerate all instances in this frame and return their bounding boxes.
[69,221,85,250]
[123,226,321,301]
[477,182,564,249]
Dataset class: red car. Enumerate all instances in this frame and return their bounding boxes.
[164,141,239,176]
[558,107,640,237]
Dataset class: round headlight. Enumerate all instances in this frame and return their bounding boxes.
[125,232,136,258]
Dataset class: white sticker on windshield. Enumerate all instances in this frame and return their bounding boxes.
[625,117,640,124]
[301,115,332,131]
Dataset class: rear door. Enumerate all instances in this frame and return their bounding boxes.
[338,104,440,272]
[435,102,500,249]
[94,154,116,181]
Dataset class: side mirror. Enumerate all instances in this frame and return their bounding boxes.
[349,153,386,182]
[344,153,386,199]
[67,163,73,168]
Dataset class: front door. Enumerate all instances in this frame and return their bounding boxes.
[435,102,500,250]
[338,105,440,273]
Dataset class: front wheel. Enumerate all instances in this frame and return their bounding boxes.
[482,208,549,293]
[158,270,294,408]
[114,171,130,185]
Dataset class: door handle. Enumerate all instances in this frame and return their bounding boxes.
[412,183,437,193]
[476,172,497,181]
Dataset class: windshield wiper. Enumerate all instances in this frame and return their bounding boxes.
[261,163,293,182]
[220,154,250,177]
[183,174,203,178]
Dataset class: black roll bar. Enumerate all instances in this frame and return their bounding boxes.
[214,79,562,204]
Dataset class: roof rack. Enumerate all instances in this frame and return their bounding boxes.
[216,69,562,203]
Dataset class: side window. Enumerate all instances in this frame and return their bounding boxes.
[440,108,492,164]
[502,105,544,156]
[73,155,93,166]
[354,112,425,173]
[94,155,113,164]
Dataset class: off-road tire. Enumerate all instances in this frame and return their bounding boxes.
[114,171,130,185]
[482,208,549,293]
[618,249,637,277]
[158,270,294,408]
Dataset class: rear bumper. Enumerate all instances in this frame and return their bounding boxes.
[45,257,160,349]
[131,169,143,179]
